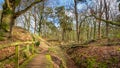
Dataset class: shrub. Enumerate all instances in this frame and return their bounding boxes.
[0,36,5,41]
[86,58,96,68]
[35,41,40,47]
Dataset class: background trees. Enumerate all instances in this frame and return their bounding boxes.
[0,0,120,43]
[0,0,44,37]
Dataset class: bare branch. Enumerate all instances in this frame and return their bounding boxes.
[14,0,44,18]
[92,14,120,27]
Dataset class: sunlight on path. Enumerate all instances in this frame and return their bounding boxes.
[25,50,52,68]
[25,39,52,68]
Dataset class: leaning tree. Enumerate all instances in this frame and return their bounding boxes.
[0,0,44,37]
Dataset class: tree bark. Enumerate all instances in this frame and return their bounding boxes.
[0,0,44,37]
[104,0,109,38]
[93,21,96,39]
[38,1,44,36]
[74,0,79,43]
[98,19,101,39]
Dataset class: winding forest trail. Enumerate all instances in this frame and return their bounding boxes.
[25,38,51,68]
[25,38,78,68]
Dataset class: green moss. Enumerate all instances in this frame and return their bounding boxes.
[0,56,17,68]
[74,57,97,68]
[3,8,13,15]
[109,57,119,64]
[1,23,9,32]
[48,46,67,68]
[22,46,31,58]
[15,0,21,6]
[0,36,5,41]
[98,62,107,68]
[0,31,4,36]
[46,54,53,68]
[86,58,96,68]
[20,54,37,68]
[29,44,35,54]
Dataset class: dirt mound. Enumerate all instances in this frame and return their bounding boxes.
[12,26,32,41]
[67,45,120,68]
[0,26,33,45]
[84,38,120,46]
[0,26,33,68]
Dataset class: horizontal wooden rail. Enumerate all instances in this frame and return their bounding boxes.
[0,41,37,68]
[0,41,36,50]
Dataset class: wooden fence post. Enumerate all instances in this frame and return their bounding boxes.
[32,44,35,54]
[15,45,19,68]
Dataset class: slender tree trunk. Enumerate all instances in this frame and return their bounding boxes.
[74,0,79,43]
[97,0,104,39]
[38,16,42,35]
[106,23,109,37]
[104,0,109,38]
[98,20,101,39]
[87,29,89,41]
[90,23,93,39]
[93,21,96,39]
[34,16,37,34]
[9,18,15,37]
[38,1,44,36]
[27,13,31,31]
[118,3,120,11]
[62,29,65,41]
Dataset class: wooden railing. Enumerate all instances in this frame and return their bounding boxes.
[0,41,37,68]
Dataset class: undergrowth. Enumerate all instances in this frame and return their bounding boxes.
[48,46,67,68]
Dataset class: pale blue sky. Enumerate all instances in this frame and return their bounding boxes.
[0,0,4,3]
[46,0,94,12]
[0,0,4,9]
[0,0,93,11]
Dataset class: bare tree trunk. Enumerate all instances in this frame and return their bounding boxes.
[93,21,96,39]
[104,0,109,38]
[74,0,79,43]
[0,0,44,37]
[0,0,16,37]
[62,29,65,41]
[38,1,44,36]
[98,19,101,39]
[97,0,104,39]
[34,17,37,34]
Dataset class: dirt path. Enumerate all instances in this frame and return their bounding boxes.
[25,50,49,68]
[25,38,51,68]
[25,38,78,68]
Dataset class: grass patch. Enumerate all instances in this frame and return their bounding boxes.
[48,46,67,68]
[98,62,107,68]
[46,54,53,68]
[86,58,96,68]
[0,56,16,68]
[0,36,5,41]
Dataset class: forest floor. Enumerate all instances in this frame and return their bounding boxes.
[1,26,120,68]
[66,38,120,68]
